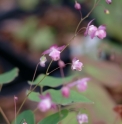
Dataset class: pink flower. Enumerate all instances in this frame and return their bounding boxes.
[61,86,70,98]
[74,1,81,10]
[43,45,65,61]
[58,60,65,68]
[67,78,90,92]
[40,56,47,67]
[88,25,97,39]
[95,29,106,39]
[77,114,88,124]
[106,0,112,4]
[76,78,89,92]
[84,20,107,39]
[38,93,56,112]
[71,58,83,71]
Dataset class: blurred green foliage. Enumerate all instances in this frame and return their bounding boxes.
[93,0,122,41]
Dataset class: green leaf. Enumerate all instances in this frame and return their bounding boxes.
[28,89,93,105]
[12,110,35,124]
[0,68,19,85]
[28,91,40,102]
[28,74,75,87]
[38,109,68,124]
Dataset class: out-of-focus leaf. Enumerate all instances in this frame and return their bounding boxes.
[29,27,56,51]
[14,16,38,40]
[28,74,75,87]
[84,63,122,88]
[12,110,35,124]
[0,68,18,85]
[28,91,40,102]
[38,109,68,124]
[18,0,40,11]
[28,89,93,105]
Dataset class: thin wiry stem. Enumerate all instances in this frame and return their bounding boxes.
[29,62,40,91]
[48,63,71,74]
[17,74,46,115]
[0,107,10,124]
[46,60,53,74]
[14,98,17,124]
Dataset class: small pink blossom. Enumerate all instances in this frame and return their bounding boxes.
[77,114,88,124]
[14,96,18,100]
[84,20,107,39]
[61,86,70,98]
[42,45,65,61]
[95,29,106,39]
[40,56,47,67]
[76,78,89,92]
[67,78,90,92]
[88,25,97,39]
[106,0,112,4]
[58,60,65,68]
[74,1,81,10]
[71,58,83,71]
[38,93,56,112]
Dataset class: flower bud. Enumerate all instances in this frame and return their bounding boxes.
[104,9,110,14]
[58,60,65,68]
[61,86,70,98]
[74,2,81,10]
[106,0,112,4]
[14,96,18,100]
[40,56,47,67]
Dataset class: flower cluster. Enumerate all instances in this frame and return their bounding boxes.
[84,20,106,39]
[37,1,111,124]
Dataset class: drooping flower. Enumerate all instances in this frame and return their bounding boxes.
[40,56,47,67]
[58,60,65,68]
[71,58,83,71]
[74,1,81,10]
[106,0,112,4]
[42,45,65,61]
[88,25,98,39]
[38,93,56,112]
[67,78,90,92]
[76,78,90,92]
[84,20,107,39]
[95,28,106,39]
[77,114,88,124]
[61,86,70,98]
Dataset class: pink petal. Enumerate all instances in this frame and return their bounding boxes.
[98,25,106,30]
[90,30,97,39]
[84,19,95,36]
[42,49,51,55]
[67,81,78,88]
